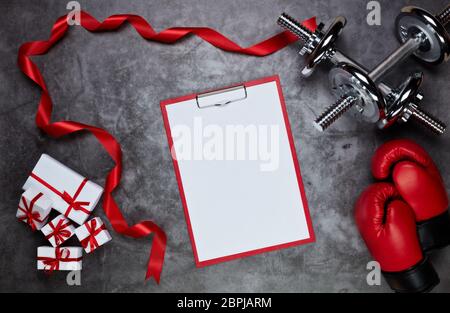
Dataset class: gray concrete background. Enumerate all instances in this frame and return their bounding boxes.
[0,0,449,292]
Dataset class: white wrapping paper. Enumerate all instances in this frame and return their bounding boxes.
[75,217,112,253]
[23,154,103,225]
[37,246,83,271]
[16,187,52,231]
[41,214,76,247]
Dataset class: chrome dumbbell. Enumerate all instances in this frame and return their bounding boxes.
[278,5,450,77]
[278,13,394,103]
[370,5,450,80]
[278,12,399,94]
[316,63,446,134]
[277,13,346,77]
[378,72,446,134]
[314,4,450,134]
[277,6,448,134]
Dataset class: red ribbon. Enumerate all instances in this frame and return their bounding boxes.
[30,173,91,218]
[45,218,73,246]
[17,10,316,283]
[18,192,45,231]
[38,247,82,273]
[80,219,107,251]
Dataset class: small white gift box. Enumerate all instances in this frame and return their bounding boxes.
[37,247,83,271]
[23,154,103,225]
[41,215,76,247]
[75,217,112,253]
[16,187,52,231]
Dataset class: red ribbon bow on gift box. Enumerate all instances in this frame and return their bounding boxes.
[17,10,317,283]
[60,179,91,217]
[18,193,45,231]
[31,173,91,218]
[45,218,73,246]
[38,248,82,273]
[80,219,107,251]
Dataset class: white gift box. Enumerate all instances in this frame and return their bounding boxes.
[37,246,83,271]
[16,187,52,231]
[41,215,76,247]
[75,217,112,253]
[23,154,103,225]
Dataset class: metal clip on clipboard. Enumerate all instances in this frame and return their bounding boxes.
[196,85,247,109]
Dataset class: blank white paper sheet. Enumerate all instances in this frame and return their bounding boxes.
[161,75,314,266]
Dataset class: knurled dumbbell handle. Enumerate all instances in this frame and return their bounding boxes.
[408,103,446,135]
[313,95,357,131]
[277,13,314,42]
[436,4,450,26]
[369,36,423,82]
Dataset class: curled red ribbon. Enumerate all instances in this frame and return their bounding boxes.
[46,218,73,246]
[17,10,316,283]
[38,247,82,273]
[18,192,45,231]
[80,219,107,252]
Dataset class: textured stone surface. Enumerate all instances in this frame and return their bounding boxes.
[0,0,449,292]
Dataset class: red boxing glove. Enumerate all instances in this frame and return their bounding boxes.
[355,183,439,293]
[372,139,450,252]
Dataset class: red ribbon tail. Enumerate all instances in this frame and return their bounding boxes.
[145,228,167,284]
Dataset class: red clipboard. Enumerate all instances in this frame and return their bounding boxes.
[161,75,315,267]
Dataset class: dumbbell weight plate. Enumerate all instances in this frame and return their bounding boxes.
[329,63,386,123]
[301,16,347,77]
[377,72,423,129]
[395,6,450,64]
